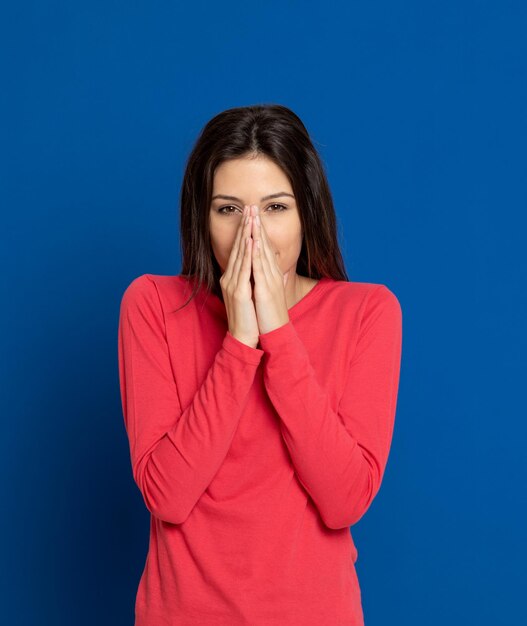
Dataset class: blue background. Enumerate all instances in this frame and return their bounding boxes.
[2,1,525,624]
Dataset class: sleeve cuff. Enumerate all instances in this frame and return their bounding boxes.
[222,331,265,365]
[258,320,298,352]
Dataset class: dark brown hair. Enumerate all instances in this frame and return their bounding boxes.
[177,103,349,311]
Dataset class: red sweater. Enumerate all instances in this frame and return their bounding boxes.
[117,273,402,625]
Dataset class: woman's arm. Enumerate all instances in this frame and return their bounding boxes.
[258,285,403,530]
[117,274,264,525]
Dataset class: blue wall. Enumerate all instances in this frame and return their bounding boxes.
[2,1,525,624]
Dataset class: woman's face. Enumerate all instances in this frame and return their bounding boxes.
[209,155,303,275]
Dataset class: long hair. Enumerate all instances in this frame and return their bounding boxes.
[177,103,349,311]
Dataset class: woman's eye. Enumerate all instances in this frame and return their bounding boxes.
[217,204,287,214]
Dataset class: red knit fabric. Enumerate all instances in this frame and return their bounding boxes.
[117,273,402,625]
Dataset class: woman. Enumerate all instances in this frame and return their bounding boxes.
[117,103,402,625]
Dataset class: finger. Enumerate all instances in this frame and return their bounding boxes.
[233,209,254,286]
[223,205,250,281]
[255,206,279,268]
[258,214,284,284]
[223,205,248,279]
[239,216,254,286]
[238,233,253,288]
[252,205,278,279]
[251,213,270,289]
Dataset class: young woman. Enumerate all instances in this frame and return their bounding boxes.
[118,103,403,625]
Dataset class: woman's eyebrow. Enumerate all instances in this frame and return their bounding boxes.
[211,192,295,202]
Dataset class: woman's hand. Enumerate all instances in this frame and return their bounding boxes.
[219,206,260,348]
[249,204,291,335]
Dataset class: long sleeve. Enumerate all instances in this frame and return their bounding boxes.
[117,274,264,525]
[258,284,402,530]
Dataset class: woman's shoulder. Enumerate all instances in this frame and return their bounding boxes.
[120,273,194,314]
[326,279,401,312]
[324,280,402,344]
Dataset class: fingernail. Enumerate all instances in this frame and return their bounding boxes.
[255,214,260,226]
